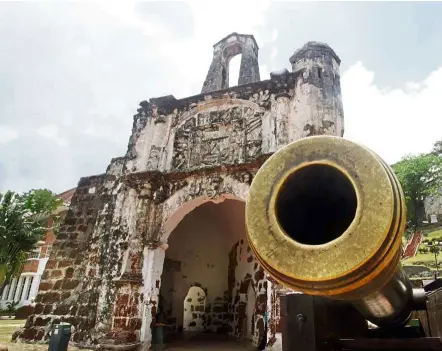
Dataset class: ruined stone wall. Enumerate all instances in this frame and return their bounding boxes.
[123,70,342,178]
[15,174,112,342]
[19,39,344,350]
[228,238,267,344]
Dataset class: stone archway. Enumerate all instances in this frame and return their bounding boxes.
[156,195,266,345]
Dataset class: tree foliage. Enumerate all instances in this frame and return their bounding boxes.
[0,189,62,287]
[393,146,442,226]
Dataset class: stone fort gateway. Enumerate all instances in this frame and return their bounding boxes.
[17,33,344,349]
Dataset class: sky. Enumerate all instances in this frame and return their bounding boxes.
[1,1,442,193]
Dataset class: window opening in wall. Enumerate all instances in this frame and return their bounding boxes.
[183,286,206,332]
[25,276,34,300]
[229,54,242,87]
[318,68,322,79]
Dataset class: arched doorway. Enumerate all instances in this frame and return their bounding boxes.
[183,286,206,332]
[158,198,263,346]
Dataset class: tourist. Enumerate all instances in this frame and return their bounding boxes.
[257,304,268,350]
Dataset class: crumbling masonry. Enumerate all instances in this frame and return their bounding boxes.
[17,33,344,349]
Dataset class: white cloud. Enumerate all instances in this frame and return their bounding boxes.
[342,62,442,164]
[0,125,18,143]
[270,47,278,60]
[35,124,68,146]
[1,1,439,195]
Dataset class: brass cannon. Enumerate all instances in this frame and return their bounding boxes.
[245,136,442,350]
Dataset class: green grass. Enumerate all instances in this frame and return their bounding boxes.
[426,229,442,239]
[0,318,80,350]
[402,226,442,269]
[404,252,437,265]
[0,319,24,344]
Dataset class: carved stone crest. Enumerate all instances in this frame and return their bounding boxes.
[171,102,264,172]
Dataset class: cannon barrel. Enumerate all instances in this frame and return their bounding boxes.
[246,136,415,327]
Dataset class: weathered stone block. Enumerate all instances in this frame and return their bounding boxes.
[21,327,39,340]
[42,292,60,304]
[61,291,71,300]
[36,329,45,341]
[43,304,53,314]
[45,260,57,269]
[38,282,53,291]
[113,317,128,330]
[34,303,44,314]
[57,259,74,268]
[34,317,51,327]
[54,304,71,315]
[15,305,34,320]
[61,279,80,290]
[51,270,63,279]
[65,267,75,279]
[53,280,63,290]
[78,305,91,317]
[128,318,142,330]
[78,224,88,232]
[56,233,68,240]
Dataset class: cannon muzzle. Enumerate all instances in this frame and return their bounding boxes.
[246,136,414,327]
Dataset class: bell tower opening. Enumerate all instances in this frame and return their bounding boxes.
[229,54,242,88]
[201,33,260,94]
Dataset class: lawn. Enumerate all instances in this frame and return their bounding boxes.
[402,226,442,269]
[404,252,437,265]
[425,229,442,239]
[0,319,80,351]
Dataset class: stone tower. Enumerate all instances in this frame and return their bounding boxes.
[290,41,344,137]
[17,34,343,350]
[201,33,260,93]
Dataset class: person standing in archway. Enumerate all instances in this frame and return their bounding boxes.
[257,302,268,351]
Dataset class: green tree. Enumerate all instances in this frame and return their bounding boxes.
[0,189,62,294]
[393,153,442,227]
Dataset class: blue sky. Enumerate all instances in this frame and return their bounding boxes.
[1,1,442,193]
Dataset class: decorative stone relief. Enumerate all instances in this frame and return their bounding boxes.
[172,104,264,171]
[185,175,223,201]
[249,90,271,110]
[146,145,163,170]
[230,171,254,185]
